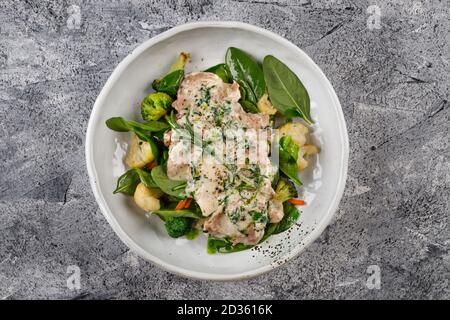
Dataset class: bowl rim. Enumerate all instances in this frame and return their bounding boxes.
[85,21,349,281]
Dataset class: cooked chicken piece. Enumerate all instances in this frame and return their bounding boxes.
[163,130,172,147]
[195,180,221,216]
[166,71,279,245]
[240,112,270,130]
[268,200,284,223]
[166,136,192,181]
[173,72,236,113]
[204,211,265,246]
[204,211,239,239]
[234,224,265,245]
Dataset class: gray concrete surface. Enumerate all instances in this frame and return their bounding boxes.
[0,0,449,299]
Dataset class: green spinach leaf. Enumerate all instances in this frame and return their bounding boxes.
[105,117,130,132]
[132,128,160,162]
[263,55,313,124]
[240,100,259,114]
[127,120,170,132]
[152,209,201,220]
[135,168,158,189]
[273,201,300,234]
[152,69,184,98]
[113,169,140,195]
[106,117,168,132]
[279,136,302,185]
[151,165,187,198]
[205,63,232,83]
[105,116,167,162]
[207,236,253,254]
[226,47,266,100]
[237,79,257,103]
[113,168,160,195]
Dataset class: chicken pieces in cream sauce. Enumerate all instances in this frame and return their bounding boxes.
[164,72,283,245]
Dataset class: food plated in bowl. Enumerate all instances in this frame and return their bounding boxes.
[105,48,320,253]
[86,22,348,280]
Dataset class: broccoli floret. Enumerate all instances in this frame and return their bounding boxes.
[141,92,173,121]
[165,216,192,238]
[273,178,298,202]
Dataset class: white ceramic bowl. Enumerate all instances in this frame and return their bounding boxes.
[86,21,348,280]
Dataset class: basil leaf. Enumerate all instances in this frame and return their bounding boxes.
[150,165,187,198]
[204,63,232,83]
[105,117,130,132]
[279,136,302,185]
[152,209,201,220]
[263,55,313,124]
[152,69,184,98]
[273,201,300,234]
[135,168,158,189]
[226,47,266,100]
[127,120,170,132]
[113,169,140,195]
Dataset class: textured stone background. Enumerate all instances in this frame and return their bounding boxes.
[0,0,449,299]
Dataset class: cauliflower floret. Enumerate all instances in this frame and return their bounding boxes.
[297,144,320,170]
[133,183,161,212]
[125,133,155,168]
[257,93,277,115]
[278,122,309,147]
[278,123,319,170]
